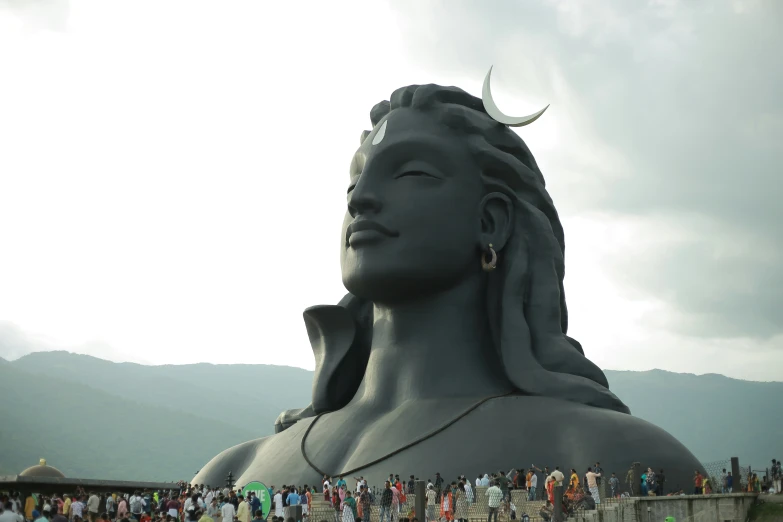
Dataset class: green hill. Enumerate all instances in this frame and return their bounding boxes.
[3,351,780,481]
[604,369,781,474]
[11,351,314,436]
[0,360,257,480]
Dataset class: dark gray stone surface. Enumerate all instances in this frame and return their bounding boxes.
[193,83,704,492]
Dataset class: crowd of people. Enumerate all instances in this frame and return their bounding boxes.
[2,458,779,522]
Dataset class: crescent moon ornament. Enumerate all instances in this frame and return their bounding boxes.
[482,66,549,127]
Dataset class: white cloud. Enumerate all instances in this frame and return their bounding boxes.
[0,0,779,381]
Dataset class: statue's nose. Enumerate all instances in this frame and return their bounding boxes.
[347,184,382,217]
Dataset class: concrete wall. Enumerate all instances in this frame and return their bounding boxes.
[309,492,757,522]
[571,493,757,522]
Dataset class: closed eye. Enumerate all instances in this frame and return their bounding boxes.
[395,171,439,179]
[347,183,356,194]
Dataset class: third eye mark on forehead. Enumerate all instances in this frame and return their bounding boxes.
[371,120,387,146]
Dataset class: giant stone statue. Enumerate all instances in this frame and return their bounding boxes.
[193,69,704,491]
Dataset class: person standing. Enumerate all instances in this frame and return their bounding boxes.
[625,466,636,496]
[438,487,451,522]
[272,491,282,520]
[207,499,219,522]
[379,482,393,522]
[128,493,145,522]
[341,492,357,522]
[453,484,467,522]
[693,471,704,495]
[772,460,782,494]
[70,497,83,522]
[463,480,473,506]
[117,498,128,521]
[485,482,502,522]
[609,473,619,498]
[594,463,603,483]
[286,490,300,508]
[358,486,371,522]
[24,495,36,522]
[61,498,71,522]
[248,494,260,520]
[568,470,579,491]
[165,497,179,520]
[304,487,313,519]
[425,485,436,522]
[645,469,656,497]
[550,468,564,488]
[528,470,538,502]
[585,468,602,504]
[235,496,249,522]
[86,494,99,522]
[496,472,510,505]
[657,469,666,496]
[219,500,235,522]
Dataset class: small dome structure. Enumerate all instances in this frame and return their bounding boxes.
[20,458,66,478]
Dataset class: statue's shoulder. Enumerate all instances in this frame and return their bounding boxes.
[193,436,271,486]
[478,395,701,476]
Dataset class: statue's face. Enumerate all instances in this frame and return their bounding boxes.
[341,108,484,303]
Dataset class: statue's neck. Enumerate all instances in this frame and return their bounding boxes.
[353,273,510,410]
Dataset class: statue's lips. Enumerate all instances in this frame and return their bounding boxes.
[346,220,399,247]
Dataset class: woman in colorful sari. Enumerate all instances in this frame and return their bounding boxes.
[569,470,579,491]
[545,476,555,505]
[341,491,357,522]
[440,487,453,522]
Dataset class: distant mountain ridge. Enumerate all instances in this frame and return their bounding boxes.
[2,351,779,481]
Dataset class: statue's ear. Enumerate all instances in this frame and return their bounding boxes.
[478,192,514,252]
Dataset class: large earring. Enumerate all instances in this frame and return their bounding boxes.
[481,243,497,272]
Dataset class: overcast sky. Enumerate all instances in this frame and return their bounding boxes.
[0,0,780,381]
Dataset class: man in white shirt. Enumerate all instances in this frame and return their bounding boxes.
[585,468,602,504]
[273,491,283,519]
[128,492,146,521]
[549,468,565,487]
[221,500,236,522]
[529,472,538,501]
[1,502,24,522]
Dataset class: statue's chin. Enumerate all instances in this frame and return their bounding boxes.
[342,270,471,306]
